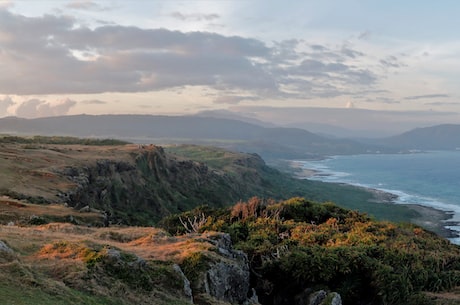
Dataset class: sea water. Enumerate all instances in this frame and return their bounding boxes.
[298,151,460,242]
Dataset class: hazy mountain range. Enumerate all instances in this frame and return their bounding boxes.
[0,114,459,159]
[222,106,460,138]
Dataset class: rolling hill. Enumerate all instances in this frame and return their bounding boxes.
[0,115,386,160]
[374,124,460,150]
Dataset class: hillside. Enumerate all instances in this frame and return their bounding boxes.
[161,197,460,305]
[0,115,387,159]
[374,124,460,150]
[1,198,460,305]
[0,138,447,230]
[1,138,460,304]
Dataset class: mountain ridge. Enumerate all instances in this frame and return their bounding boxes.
[0,114,387,159]
[375,124,460,150]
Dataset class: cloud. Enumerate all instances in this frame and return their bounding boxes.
[424,101,458,106]
[80,99,107,105]
[0,10,273,95]
[213,95,258,105]
[365,97,400,104]
[405,94,450,100]
[15,98,76,118]
[66,1,109,11]
[170,12,220,21]
[358,31,371,40]
[0,96,14,116]
[0,1,13,9]
[380,55,404,68]
[137,104,153,109]
[0,10,401,102]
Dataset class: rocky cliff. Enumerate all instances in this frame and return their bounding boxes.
[54,145,280,225]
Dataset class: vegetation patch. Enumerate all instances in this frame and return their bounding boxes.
[164,197,460,305]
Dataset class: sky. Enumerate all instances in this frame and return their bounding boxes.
[0,0,459,121]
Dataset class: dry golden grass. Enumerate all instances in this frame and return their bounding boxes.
[0,222,215,264]
[0,196,102,225]
[0,221,199,305]
[0,143,144,202]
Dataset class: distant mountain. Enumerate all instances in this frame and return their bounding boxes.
[228,106,460,138]
[193,109,277,128]
[376,124,460,150]
[0,114,386,159]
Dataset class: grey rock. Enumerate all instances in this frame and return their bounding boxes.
[296,290,342,305]
[328,292,342,305]
[244,288,260,305]
[0,240,15,262]
[79,205,90,213]
[173,264,194,304]
[189,233,251,304]
[309,290,327,305]
[0,240,13,254]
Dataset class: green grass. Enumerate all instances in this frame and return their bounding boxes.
[0,135,129,146]
[165,197,460,305]
[0,283,124,305]
[166,144,419,224]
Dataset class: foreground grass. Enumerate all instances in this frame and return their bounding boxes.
[0,224,207,305]
[0,283,124,305]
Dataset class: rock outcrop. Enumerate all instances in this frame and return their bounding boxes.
[183,233,253,304]
[0,240,15,263]
[55,146,275,226]
[307,290,342,305]
[173,264,194,304]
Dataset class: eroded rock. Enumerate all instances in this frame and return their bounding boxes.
[0,240,15,262]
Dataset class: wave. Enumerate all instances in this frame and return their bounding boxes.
[297,158,460,242]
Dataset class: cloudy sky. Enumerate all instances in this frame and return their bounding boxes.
[0,0,459,119]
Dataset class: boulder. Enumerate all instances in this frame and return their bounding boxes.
[173,264,193,304]
[293,289,342,305]
[0,240,15,263]
[185,233,251,304]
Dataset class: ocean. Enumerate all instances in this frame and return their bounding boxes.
[298,151,460,242]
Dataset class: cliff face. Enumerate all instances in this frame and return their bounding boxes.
[55,145,274,225]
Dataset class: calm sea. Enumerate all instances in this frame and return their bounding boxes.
[298,151,460,242]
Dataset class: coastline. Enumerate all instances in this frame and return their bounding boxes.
[289,161,460,241]
[405,204,458,239]
[357,185,458,238]
[288,160,321,178]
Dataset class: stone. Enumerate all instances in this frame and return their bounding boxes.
[0,240,13,254]
[173,264,194,304]
[309,290,327,305]
[187,233,251,304]
[0,240,15,263]
[328,292,342,305]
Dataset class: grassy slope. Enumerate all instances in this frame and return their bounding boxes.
[0,141,415,227]
[161,197,460,305]
[165,145,419,224]
[0,138,459,304]
[0,223,219,305]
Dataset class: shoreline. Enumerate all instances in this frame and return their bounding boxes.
[363,186,458,238]
[405,204,458,239]
[289,161,460,241]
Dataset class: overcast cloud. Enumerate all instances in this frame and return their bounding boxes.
[0,8,394,103]
[405,94,450,100]
[15,98,77,118]
[0,1,459,119]
[0,96,14,116]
